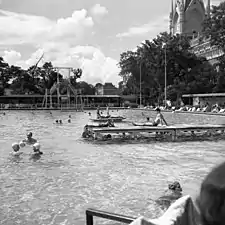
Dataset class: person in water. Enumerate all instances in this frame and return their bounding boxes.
[156,181,183,210]
[23,132,37,145]
[82,125,92,138]
[11,142,23,156]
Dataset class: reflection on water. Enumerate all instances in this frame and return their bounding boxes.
[0,110,225,225]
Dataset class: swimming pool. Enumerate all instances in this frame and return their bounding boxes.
[0,109,225,225]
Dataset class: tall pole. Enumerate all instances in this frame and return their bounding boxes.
[139,61,142,108]
[57,69,60,108]
[164,46,167,108]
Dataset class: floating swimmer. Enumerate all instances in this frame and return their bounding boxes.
[11,142,23,156]
[23,132,37,145]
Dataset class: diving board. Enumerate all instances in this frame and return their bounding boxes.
[88,124,225,141]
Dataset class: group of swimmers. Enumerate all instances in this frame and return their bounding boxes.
[54,115,72,124]
[11,132,43,157]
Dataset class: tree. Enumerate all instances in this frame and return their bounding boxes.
[202,1,225,68]
[70,68,82,86]
[118,32,210,103]
[76,81,95,95]
[0,57,11,95]
[10,66,39,94]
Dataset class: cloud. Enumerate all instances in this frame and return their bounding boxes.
[3,50,21,65]
[90,4,108,18]
[116,16,169,38]
[0,9,121,85]
[3,45,121,86]
[0,9,93,46]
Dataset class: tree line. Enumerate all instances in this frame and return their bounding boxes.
[118,1,225,105]
[0,58,96,95]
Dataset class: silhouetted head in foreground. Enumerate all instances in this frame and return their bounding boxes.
[196,161,225,225]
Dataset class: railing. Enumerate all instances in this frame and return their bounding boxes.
[86,208,136,225]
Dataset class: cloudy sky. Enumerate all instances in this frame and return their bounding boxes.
[0,0,222,86]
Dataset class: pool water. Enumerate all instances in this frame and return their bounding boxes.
[0,109,225,225]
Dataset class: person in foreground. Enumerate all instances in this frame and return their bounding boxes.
[196,161,225,225]
[129,161,225,225]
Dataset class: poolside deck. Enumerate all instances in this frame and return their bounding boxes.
[90,124,225,141]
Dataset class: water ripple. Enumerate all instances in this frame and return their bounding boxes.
[0,110,225,224]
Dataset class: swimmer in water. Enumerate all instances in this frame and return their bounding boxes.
[68,119,71,123]
[69,115,71,118]
[59,119,62,124]
[11,143,23,156]
[23,132,37,145]
[30,143,43,160]
[156,181,182,210]
[55,120,59,124]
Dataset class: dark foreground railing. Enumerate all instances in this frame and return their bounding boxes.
[86,208,136,225]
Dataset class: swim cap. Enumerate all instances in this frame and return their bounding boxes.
[27,132,32,137]
[12,142,20,151]
[33,142,41,151]
[19,141,26,148]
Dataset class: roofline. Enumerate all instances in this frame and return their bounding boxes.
[182,93,225,97]
[0,94,121,98]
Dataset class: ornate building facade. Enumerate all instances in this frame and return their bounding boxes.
[169,0,210,36]
[169,0,223,63]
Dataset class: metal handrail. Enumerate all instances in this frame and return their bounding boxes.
[86,208,136,225]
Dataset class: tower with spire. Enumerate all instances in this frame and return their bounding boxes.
[169,0,211,37]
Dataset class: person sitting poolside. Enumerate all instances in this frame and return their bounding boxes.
[100,118,115,127]
[141,108,168,126]
[152,108,168,126]
[96,106,101,119]
[22,132,37,145]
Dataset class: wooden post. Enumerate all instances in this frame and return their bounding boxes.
[45,89,48,109]
[171,130,176,141]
